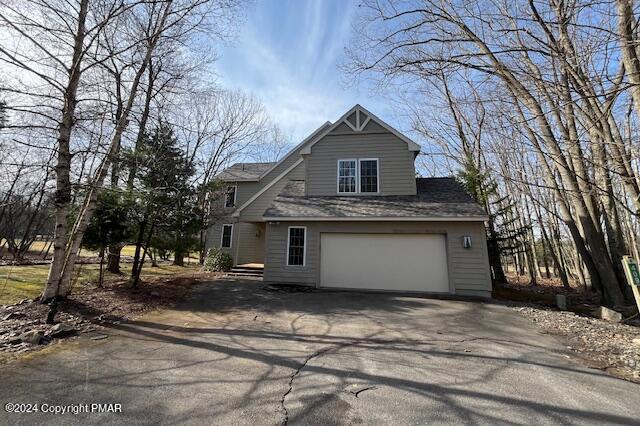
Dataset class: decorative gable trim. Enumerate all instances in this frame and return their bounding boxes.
[300,104,421,154]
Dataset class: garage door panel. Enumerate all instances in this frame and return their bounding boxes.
[320,233,449,292]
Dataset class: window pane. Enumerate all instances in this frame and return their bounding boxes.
[360,160,378,193]
[221,225,232,248]
[338,176,356,193]
[338,160,356,193]
[225,186,236,207]
[288,228,305,266]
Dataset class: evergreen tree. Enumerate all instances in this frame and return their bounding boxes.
[457,154,526,284]
[127,123,202,285]
[82,189,135,285]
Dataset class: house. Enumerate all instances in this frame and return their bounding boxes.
[207,105,492,298]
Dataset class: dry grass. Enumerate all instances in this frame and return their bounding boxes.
[1,240,200,262]
[0,263,201,305]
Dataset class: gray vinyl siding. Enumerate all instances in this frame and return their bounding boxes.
[235,182,261,207]
[239,162,305,221]
[206,217,238,261]
[305,129,417,196]
[244,122,330,194]
[211,181,260,216]
[264,223,317,284]
[236,222,265,264]
[228,123,330,219]
[206,124,331,262]
[206,220,265,265]
[264,221,491,296]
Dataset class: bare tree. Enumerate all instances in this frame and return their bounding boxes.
[346,0,640,307]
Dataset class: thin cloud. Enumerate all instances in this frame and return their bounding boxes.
[215,0,391,142]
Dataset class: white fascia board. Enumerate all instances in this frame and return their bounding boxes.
[359,105,422,152]
[263,216,489,222]
[300,104,422,155]
[232,158,304,217]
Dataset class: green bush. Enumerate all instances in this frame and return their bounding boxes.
[204,248,233,272]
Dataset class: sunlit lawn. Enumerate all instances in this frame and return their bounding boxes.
[1,240,199,261]
[0,263,200,305]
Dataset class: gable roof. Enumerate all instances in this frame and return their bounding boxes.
[257,121,332,181]
[300,104,421,155]
[216,121,333,184]
[215,162,276,182]
[263,178,488,221]
[215,105,418,184]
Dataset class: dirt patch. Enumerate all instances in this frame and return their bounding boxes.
[64,272,215,321]
[494,273,600,306]
[504,272,583,293]
[0,270,217,364]
[514,305,640,383]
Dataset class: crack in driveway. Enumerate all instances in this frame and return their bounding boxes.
[277,334,511,424]
[279,343,353,425]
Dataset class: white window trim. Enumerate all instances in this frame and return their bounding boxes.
[220,224,233,248]
[359,158,379,194]
[336,158,379,194]
[286,226,307,267]
[336,159,358,194]
[225,185,237,208]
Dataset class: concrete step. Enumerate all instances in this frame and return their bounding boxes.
[226,266,264,278]
[225,273,264,278]
[230,267,264,275]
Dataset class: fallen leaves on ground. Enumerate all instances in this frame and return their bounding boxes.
[515,305,640,383]
[0,269,217,364]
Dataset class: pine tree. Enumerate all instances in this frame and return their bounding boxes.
[457,154,527,284]
[127,123,202,285]
[82,189,135,285]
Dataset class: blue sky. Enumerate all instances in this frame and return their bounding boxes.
[215,0,402,143]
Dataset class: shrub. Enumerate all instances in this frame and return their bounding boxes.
[204,248,233,272]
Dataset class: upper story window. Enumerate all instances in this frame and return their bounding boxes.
[225,186,236,208]
[359,159,379,193]
[337,158,379,194]
[337,160,357,193]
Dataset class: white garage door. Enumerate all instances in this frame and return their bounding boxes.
[320,233,449,292]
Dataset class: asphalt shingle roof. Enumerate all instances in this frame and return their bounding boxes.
[263,178,487,219]
[216,162,275,182]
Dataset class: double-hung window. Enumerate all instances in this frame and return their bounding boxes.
[337,158,378,193]
[359,159,378,193]
[287,227,306,266]
[225,186,236,208]
[337,160,357,193]
[221,224,233,248]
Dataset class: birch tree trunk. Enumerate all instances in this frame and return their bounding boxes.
[42,1,174,300]
[41,0,89,302]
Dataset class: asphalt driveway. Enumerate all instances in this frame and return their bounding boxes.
[0,278,638,425]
